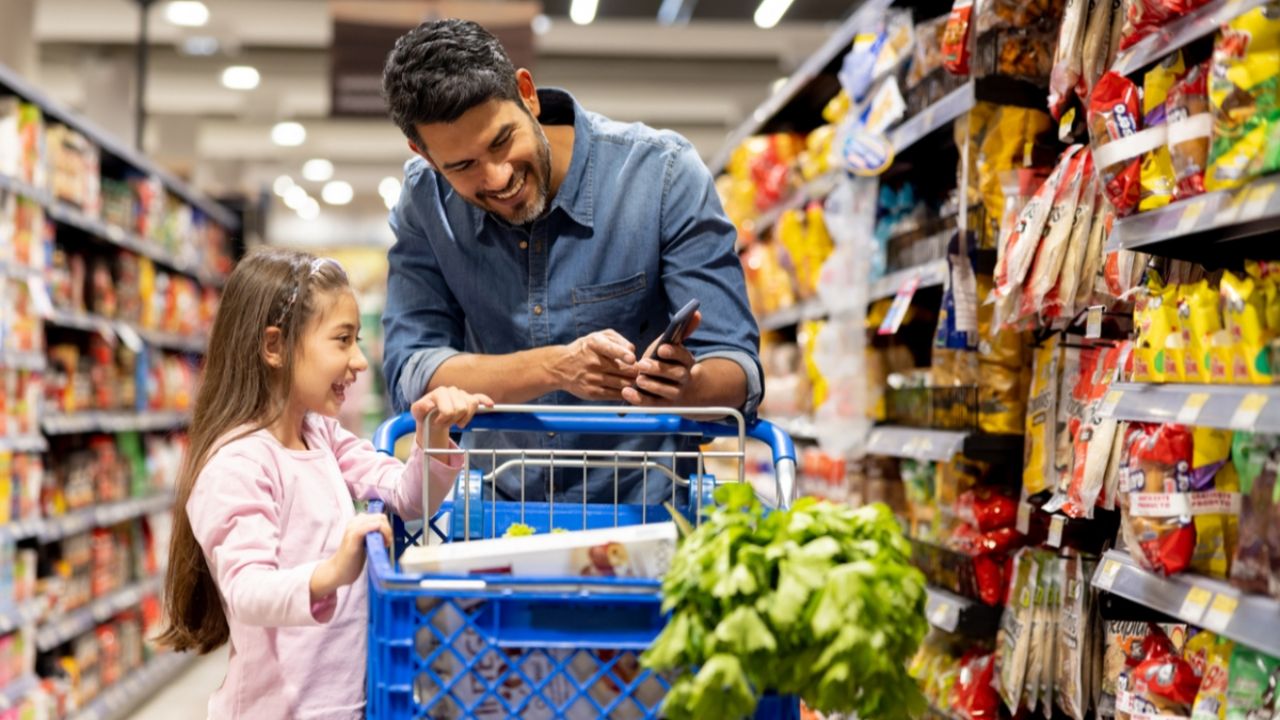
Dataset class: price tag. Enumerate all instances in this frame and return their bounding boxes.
[1085,305,1104,339]
[930,601,952,629]
[1202,594,1239,633]
[1096,558,1123,590]
[1099,390,1125,418]
[1229,393,1269,430]
[1242,182,1276,218]
[1179,586,1214,623]
[114,322,145,353]
[877,275,922,336]
[1175,199,1205,234]
[1016,501,1033,535]
[1176,393,1211,425]
[1047,514,1066,548]
[1059,107,1077,142]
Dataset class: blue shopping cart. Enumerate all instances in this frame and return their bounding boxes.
[364,404,800,720]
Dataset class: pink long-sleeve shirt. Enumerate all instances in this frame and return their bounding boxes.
[187,413,459,720]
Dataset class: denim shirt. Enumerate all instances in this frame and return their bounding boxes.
[382,88,762,504]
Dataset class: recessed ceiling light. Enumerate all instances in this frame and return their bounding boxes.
[181,36,219,56]
[165,1,210,27]
[271,121,306,147]
[298,197,320,220]
[221,65,260,91]
[322,180,354,206]
[378,176,401,201]
[283,185,308,210]
[753,0,796,29]
[302,159,334,182]
[531,14,553,35]
[569,0,598,25]
[272,175,294,197]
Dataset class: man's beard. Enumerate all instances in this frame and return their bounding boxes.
[495,122,553,226]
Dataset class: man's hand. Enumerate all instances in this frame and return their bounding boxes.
[548,329,640,401]
[622,311,702,406]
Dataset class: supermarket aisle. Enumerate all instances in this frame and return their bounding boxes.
[125,648,226,720]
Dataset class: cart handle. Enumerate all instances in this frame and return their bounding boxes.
[372,405,797,472]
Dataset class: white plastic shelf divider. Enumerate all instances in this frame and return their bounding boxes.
[1111,0,1269,76]
[67,652,195,720]
[1107,173,1280,253]
[865,426,967,462]
[889,82,977,158]
[41,411,192,436]
[1097,382,1280,433]
[869,257,949,302]
[0,673,38,710]
[36,576,163,651]
[1092,549,1280,658]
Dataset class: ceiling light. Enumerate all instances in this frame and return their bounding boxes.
[298,197,320,220]
[378,176,401,199]
[531,14,552,35]
[302,159,334,182]
[283,185,308,210]
[180,36,219,56]
[321,180,354,206]
[221,65,260,91]
[165,1,209,27]
[271,121,306,147]
[753,0,796,28]
[272,175,294,197]
[569,0,598,25]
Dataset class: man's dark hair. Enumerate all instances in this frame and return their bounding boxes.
[382,19,522,147]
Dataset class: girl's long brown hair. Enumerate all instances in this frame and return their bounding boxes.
[157,247,349,653]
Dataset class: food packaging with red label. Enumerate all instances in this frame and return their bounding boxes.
[1118,423,1197,576]
[1089,72,1144,216]
[943,0,976,74]
[957,487,1021,532]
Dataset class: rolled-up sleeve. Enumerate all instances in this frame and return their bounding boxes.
[383,161,466,414]
[658,143,764,417]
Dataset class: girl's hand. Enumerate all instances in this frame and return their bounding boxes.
[411,387,495,449]
[310,513,391,601]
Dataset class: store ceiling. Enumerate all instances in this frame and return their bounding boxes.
[27,0,842,243]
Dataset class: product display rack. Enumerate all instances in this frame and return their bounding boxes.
[0,61,231,718]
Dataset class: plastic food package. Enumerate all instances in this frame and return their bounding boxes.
[957,487,1020,531]
[1052,347,1084,498]
[1134,273,1177,382]
[1191,635,1234,720]
[1020,151,1092,321]
[1089,72,1144,216]
[1187,426,1236,580]
[979,108,1054,245]
[979,0,1065,31]
[1056,556,1090,720]
[1230,432,1280,596]
[1024,336,1062,496]
[1224,646,1280,719]
[1125,630,1201,715]
[1050,0,1090,117]
[952,652,1001,719]
[1043,179,1099,321]
[943,0,976,74]
[1119,0,1207,51]
[1118,422,1197,576]
[1221,270,1274,384]
[1206,4,1280,192]
[997,549,1038,711]
[908,15,950,89]
[1065,343,1123,518]
[1180,280,1224,383]
[1139,53,1185,212]
[1167,61,1211,199]
[1075,199,1110,309]
[1080,0,1115,100]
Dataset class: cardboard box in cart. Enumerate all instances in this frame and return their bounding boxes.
[401,523,678,719]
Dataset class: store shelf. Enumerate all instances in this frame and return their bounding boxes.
[36,576,163,651]
[42,410,191,436]
[0,261,43,283]
[925,585,1002,635]
[869,258,949,302]
[866,426,967,461]
[0,673,37,710]
[30,493,175,544]
[751,170,843,235]
[0,64,237,231]
[68,652,194,720]
[1092,549,1280,658]
[706,0,893,174]
[890,82,976,157]
[0,435,48,453]
[1111,0,1268,76]
[0,601,40,634]
[0,349,47,372]
[1097,382,1280,433]
[1106,173,1280,262]
[758,298,827,331]
[45,309,208,354]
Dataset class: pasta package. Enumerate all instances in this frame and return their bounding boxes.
[1206,3,1280,192]
[1167,62,1211,199]
[1089,72,1144,215]
[1139,53,1185,212]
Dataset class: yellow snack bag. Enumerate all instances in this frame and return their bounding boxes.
[1181,280,1224,383]
[1134,274,1176,382]
[1190,636,1234,720]
[1024,336,1060,496]
[1206,5,1280,191]
[1140,53,1185,212]
[1221,270,1273,384]
[1191,427,1234,579]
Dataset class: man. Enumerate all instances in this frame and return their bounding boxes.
[380,19,760,504]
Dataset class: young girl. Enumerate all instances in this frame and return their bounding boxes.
[157,247,491,719]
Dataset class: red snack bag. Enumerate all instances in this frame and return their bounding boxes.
[1089,72,1144,216]
[943,0,976,75]
[952,652,1001,719]
[1119,423,1197,575]
[958,487,1021,532]
[973,554,1008,606]
[1128,630,1200,714]
[1118,0,1208,51]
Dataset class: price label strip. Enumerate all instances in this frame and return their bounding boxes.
[1099,390,1125,418]
[1179,586,1214,624]
[1176,199,1206,234]
[1096,558,1123,591]
[1242,182,1276,219]
[929,601,953,630]
[1016,501,1033,535]
[1085,305,1104,339]
[1202,594,1239,633]
[1176,392,1211,425]
[1229,393,1269,430]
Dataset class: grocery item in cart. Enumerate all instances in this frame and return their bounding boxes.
[1206,4,1280,192]
[1117,422,1197,576]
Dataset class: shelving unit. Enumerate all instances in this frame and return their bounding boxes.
[1097,382,1280,432]
[925,585,1002,636]
[42,411,192,436]
[67,652,194,720]
[0,674,38,710]
[36,576,164,652]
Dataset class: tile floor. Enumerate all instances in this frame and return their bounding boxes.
[125,646,226,720]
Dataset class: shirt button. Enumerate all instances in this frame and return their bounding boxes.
[533,305,543,315]
[547,432,556,438]
[519,241,528,250]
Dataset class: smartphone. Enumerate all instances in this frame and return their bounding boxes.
[643,298,700,360]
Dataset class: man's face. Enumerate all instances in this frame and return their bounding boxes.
[416,98,553,225]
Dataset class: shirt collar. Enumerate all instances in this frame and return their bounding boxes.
[472,87,595,232]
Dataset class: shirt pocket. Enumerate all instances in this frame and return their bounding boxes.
[570,272,648,339]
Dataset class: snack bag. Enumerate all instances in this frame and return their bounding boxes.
[1127,630,1201,716]
[1139,53,1185,212]
[1225,646,1280,719]
[997,549,1038,711]
[1206,4,1280,192]
[1044,178,1099,321]
[1119,0,1207,51]
[1192,636,1235,720]
[1089,72,1144,216]
[1020,151,1092,321]
[1057,556,1090,719]
[1065,343,1123,518]
[1189,427,1236,579]
[1231,432,1279,595]
[1167,61,1212,199]
[1075,198,1109,309]
[1080,0,1115,99]
[1118,423,1197,576]
[1133,273,1177,382]
[1051,0,1091,117]
[943,0,976,74]
[1180,280,1223,383]
[1025,336,1062,496]
[1221,270,1274,384]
